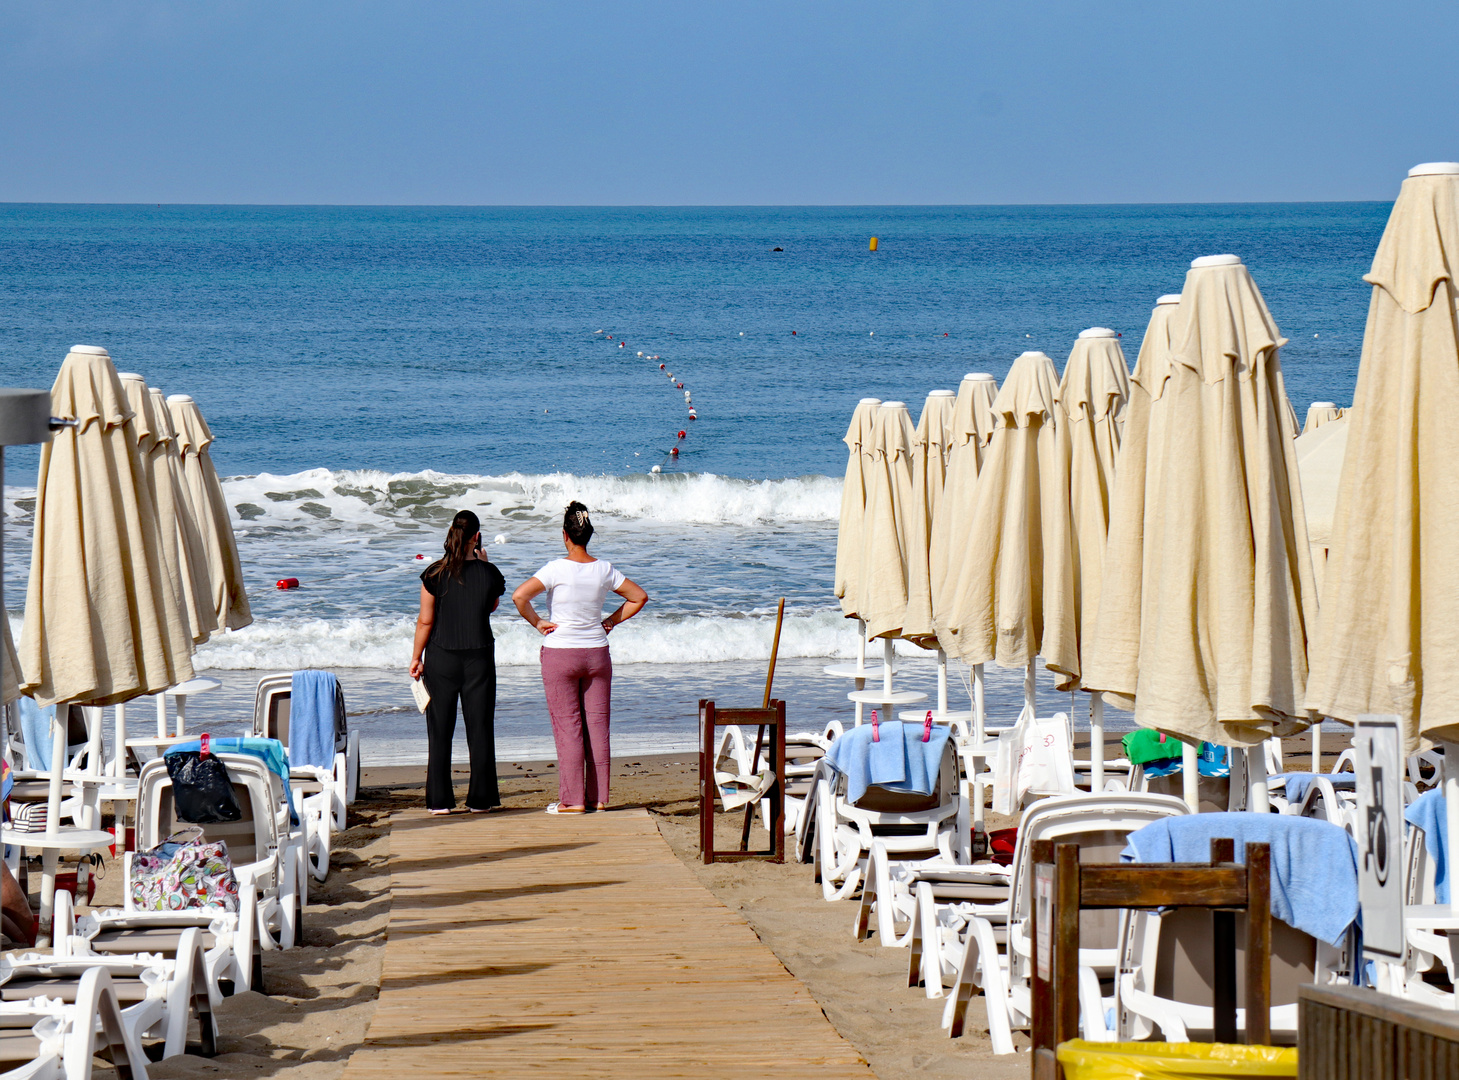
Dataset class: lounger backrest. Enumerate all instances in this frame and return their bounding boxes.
[135,756,278,867]
[1150,907,1316,1010]
[252,672,347,756]
[851,740,958,814]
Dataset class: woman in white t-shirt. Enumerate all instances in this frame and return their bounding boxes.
[512,502,648,814]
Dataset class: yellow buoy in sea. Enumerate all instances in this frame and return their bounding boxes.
[869,236,879,251]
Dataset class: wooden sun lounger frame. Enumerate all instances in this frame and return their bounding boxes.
[699,700,786,864]
[1030,837,1273,1079]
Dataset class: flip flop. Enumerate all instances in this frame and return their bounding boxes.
[428,808,452,816]
[545,802,585,815]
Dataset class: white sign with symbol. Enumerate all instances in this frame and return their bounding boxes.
[1355,715,1404,961]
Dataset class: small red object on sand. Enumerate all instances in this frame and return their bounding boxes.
[277,578,300,590]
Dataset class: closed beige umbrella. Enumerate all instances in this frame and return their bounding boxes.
[1084,256,1317,756]
[903,389,959,648]
[834,398,882,620]
[151,386,218,643]
[1302,402,1343,434]
[942,352,1079,693]
[118,376,217,646]
[20,347,194,707]
[930,373,998,641]
[1294,416,1349,599]
[1306,163,1459,752]
[167,395,252,632]
[1059,327,1131,657]
[857,401,919,642]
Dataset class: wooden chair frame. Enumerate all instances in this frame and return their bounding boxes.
[699,699,786,864]
[1030,837,1273,1079]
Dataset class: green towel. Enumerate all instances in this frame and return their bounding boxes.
[1121,728,1183,766]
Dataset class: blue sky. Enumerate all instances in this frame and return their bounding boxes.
[1,1,1454,205]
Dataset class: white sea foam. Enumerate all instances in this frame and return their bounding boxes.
[191,608,915,671]
[219,468,841,532]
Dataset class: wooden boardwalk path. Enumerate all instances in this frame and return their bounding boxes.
[342,806,873,1078]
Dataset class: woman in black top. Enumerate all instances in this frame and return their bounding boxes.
[409,510,507,814]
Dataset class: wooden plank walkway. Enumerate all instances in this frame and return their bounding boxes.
[343,807,873,1078]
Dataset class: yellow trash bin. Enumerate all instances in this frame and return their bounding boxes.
[1056,1040,1298,1080]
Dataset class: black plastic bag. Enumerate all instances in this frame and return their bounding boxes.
[166,742,242,824]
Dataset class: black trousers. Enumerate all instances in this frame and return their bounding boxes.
[423,643,499,810]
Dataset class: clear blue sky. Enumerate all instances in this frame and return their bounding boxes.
[1,1,1454,205]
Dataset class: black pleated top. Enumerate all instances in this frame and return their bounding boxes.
[421,559,506,650]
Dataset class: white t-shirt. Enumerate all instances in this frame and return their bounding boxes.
[533,558,628,650]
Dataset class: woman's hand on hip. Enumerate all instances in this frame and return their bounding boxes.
[601,617,615,634]
[409,657,425,679]
[536,621,558,636]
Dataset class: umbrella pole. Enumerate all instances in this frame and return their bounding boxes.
[39,704,68,945]
[155,693,167,738]
[112,702,125,778]
[1181,741,1199,812]
[1090,692,1105,793]
[1024,661,1036,715]
[936,649,948,716]
[883,637,895,699]
[1311,720,1322,776]
[973,664,986,745]
[1248,744,1269,813]
[853,619,867,727]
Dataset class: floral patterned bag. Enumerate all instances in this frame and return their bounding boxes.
[129,828,240,913]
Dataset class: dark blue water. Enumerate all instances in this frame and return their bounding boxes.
[0,203,1388,483]
[0,203,1393,759]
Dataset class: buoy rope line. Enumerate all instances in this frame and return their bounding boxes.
[594,330,698,466]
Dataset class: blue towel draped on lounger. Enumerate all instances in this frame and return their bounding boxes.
[166,736,297,825]
[1406,789,1449,904]
[18,698,54,771]
[1122,813,1359,947]
[289,670,338,771]
[824,721,951,806]
[1273,771,1356,805]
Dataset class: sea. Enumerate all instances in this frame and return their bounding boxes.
[0,203,1392,763]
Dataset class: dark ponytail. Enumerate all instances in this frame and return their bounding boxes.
[563,501,594,547]
[428,510,480,581]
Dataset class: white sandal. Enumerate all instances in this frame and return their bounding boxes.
[545,802,584,815]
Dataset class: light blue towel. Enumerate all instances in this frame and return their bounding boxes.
[166,736,298,825]
[824,722,951,805]
[867,721,907,788]
[18,698,54,771]
[1122,813,1359,946]
[289,670,338,771]
[1275,771,1356,805]
[1406,789,1448,904]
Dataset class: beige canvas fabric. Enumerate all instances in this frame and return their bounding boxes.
[151,386,218,643]
[1083,259,1317,746]
[835,398,882,619]
[1306,168,1459,747]
[168,395,252,633]
[20,347,194,707]
[930,374,998,643]
[1294,417,1349,598]
[903,390,959,648]
[121,376,218,646]
[939,353,1078,687]
[1083,296,1181,712]
[1060,329,1131,659]
[1302,402,1343,434]
[2,616,18,706]
[857,402,919,641]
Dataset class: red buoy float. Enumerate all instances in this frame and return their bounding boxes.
[659,363,665,369]
[670,447,679,456]
[678,429,687,439]
[277,578,300,590]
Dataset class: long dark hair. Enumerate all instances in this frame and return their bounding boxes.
[427,510,480,581]
[564,501,593,547]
